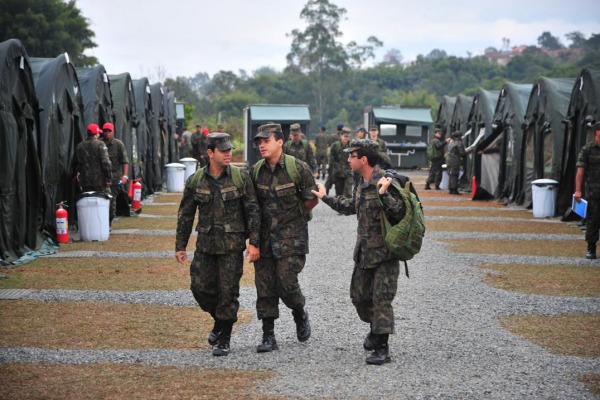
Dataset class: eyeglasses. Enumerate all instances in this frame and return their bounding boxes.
[348,155,359,159]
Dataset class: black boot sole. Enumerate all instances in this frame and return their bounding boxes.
[366,355,391,365]
[256,343,279,353]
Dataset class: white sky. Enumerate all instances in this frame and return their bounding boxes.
[77,0,600,82]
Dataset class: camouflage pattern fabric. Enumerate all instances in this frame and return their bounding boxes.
[314,132,330,157]
[375,138,392,169]
[577,141,600,242]
[105,137,129,221]
[446,138,467,192]
[76,138,112,192]
[330,140,352,196]
[426,159,444,187]
[191,131,208,166]
[254,255,306,319]
[283,139,318,172]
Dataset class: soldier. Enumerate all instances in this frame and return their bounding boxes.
[324,124,344,193]
[355,127,367,139]
[425,128,449,190]
[311,139,406,365]
[368,125,392,169]
[191,125,208,167]
[329,127,353,197]
[175,132,261,356]
[283,123,319,179]
[445,131,473,195]
[180,126,193,158]
[102,122,129,225]
[76,123,112,193]
[250,123,318,353]
[574,121,600,259]
[314,125,330,179]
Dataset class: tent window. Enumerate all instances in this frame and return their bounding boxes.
[380,124,396,136]
[405,125,421,137]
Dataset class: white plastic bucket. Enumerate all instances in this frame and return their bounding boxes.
[77,196,110,241]
[179,157,198,182]
[439,165,449,190]
[165,163,186,192]
[531,179,558,218]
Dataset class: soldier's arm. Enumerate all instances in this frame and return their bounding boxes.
[379,182,406,225]
[99,145,113,183]
[306,143,318,172]
[241,171,261,248]
[175,187,197,254]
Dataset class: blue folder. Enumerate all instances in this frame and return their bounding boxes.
[572,195,588,218]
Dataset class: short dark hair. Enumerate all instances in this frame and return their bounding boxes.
[354,148,379,167]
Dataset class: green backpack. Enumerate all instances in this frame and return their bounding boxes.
[378,179,426,277]
[252,154,312,221]
[186,164,244,190]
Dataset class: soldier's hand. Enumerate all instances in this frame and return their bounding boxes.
[175,251,187,264]
[311,183,327,199]
[574,191,582,203]
[313,172,319,179]
[377,177,392,195]
[245,245,260,263]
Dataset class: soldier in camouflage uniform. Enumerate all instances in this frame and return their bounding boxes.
[324,124,345,193]
[312,139,406,365]
[76,123,112,193]
[191,125,208,167]
[102,122,129,225]
[329,127,353,197]
[314,125,330,179]
[425,128,449,190]
[283,123,319,178]
[574,121,600,259]
[175,133,261,357]
[250,123,319,353]
[445,131,473,195]
[368,125,392,169]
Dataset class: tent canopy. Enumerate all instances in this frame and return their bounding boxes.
[75,64,113,128]
[132,78,153,194]
[109,72,137,182]
[435,95,456,137]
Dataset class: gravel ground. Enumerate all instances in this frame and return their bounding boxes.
[1,182,600,399]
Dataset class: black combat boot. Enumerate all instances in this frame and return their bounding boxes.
[366,334,391,365]
[207,319,222,346]
[424,184,431,190]
[363,324,376,351]
[292,307,311,342]
[212,321,232,356]
[435,185,441,190]
[257,318,278,353]
[586,241,597,259]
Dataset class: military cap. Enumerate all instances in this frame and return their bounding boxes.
[369,125,379,131]
[290,123,301,131]
[254,122,282,140]
[344,139,380,153]
[319,125,326,131]
[341,127,352,136]
[434,127,443,133]
[452,130,463,137]
[355,127,367,133]
[207,132,234,151]
[592,121,600,131]
[336,123,344,130]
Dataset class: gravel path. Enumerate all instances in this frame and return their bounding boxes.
[1,189,599,399]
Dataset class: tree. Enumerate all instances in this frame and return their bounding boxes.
[565,31,586,48]
[537,31,563,51]
[381,48,403,65]
[0,0,97,66]
[426,49,447,60]
[286,0,382,123]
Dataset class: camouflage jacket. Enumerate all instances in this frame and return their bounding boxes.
[314,133,330,156]
[323,166,406,269]
[175,164,261,254]
[283,139,318,172]
[104,138,129,183]
[445,138,467,168]
[330,140,352,178]
[250,154,317,258]
[76,138,112,189]
[577,140,600,199]
[190,132,207,161]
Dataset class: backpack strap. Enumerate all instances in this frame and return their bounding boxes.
[283,154,301,185]
[229,164,244,191]
[187,166,206,189]
[252,158,266,182]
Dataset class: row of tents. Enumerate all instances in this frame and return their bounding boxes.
[1,38,183,265]
[434,67,599,218]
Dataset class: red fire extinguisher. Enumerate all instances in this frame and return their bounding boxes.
[132,180,142,210]
[55,202,69,243]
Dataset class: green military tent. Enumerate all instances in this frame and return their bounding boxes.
[449,94,473,188]
[109,73,137,183]
[435,95,456,137]
[0,39,53,265]
[166,90,179,164]
[30,53,85,234]
[75,65,113,128]
[150,83,165,192]
[557,68,600,217]
[132,78,153,195]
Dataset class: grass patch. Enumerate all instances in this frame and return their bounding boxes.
[0,300,253,350]
[0,364,281,400]
[479,263,600,297]
[442,238,583,257]
[428,219,579,234]
[421,199,507,208]
[60,235,192,252]
[0,257,256,290]
[425,208,533,219]
[112,216,179,230]
[579,374,600,396]
[149,193,183,203]
[500,314,600,358]
[138,204,180,216]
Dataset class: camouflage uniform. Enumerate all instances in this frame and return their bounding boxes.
[250,153,316,320]
[176,163,260,323]
[283,139,318,172]
[191,130,208,167]
[576,138,600,245]
[76,136,112,192]
[314,130,330,178]
[374,137,392,169]
[322,163,405,334]
[180,129,193,158]
[445,134,467,193]
[104,136,129,223]
[425,135,447,189]
[330,137,353,198]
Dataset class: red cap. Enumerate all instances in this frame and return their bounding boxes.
[102,122,115,131]
[87,123,102,135]
[202,128,209,136]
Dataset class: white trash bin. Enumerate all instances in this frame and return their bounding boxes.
[439,164,449,190]
[77,193,110,241]
[531,179,558,218]
[179,157,198,182]
[165,163,186,192]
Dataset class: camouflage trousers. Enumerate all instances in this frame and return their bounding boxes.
[426,159,444,187]
[316,153,328,177]
[254,255,306,320]
[586,199,600,243]
[447,166,461,191]
[333,175,353,198]
[190,251,244,322]
[350,259,399,334]
[108,184,122,223]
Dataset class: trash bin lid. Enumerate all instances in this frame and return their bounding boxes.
[179,158,198,162]
[532,178,558,186]
[165,163,186,168]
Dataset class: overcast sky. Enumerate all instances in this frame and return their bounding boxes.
[77,0,600,82]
